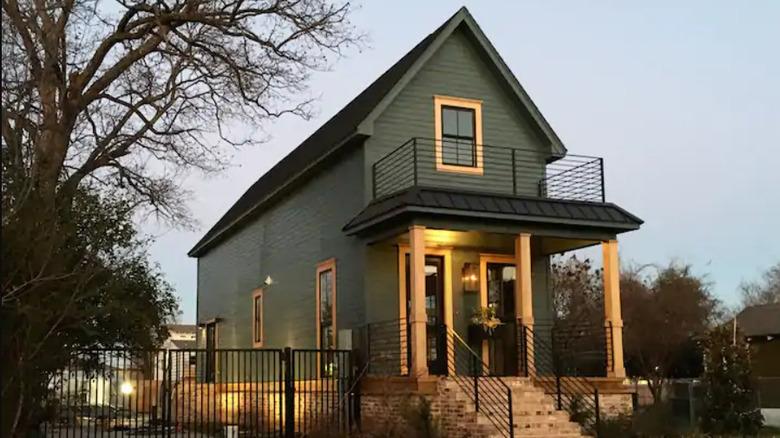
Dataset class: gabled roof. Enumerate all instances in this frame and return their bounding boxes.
[736,303,780,337]
[343,186,643,236]
[189,7,569,257]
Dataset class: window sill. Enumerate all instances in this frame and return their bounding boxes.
[436,163,484,175]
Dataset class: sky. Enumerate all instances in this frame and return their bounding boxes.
[142,1,780,323]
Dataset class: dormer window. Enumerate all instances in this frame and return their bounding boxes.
[434,95,483,174]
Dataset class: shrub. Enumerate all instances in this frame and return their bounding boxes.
[700,325,764,436]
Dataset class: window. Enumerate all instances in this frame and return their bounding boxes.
[316,259,336,350]
[252,288,263,348]
[316,259,337,377]
[441,106,476,166]
[203,321,217,383]
[434,95,483,174]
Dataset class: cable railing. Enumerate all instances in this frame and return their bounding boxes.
[371,137,605,203]
[519,323,603,437]
[360,318,409,376]
[442,325,515,438]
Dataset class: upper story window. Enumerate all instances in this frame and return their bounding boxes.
[434,95,483,175]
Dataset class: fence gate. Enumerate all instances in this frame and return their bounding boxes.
[42,348,358,437]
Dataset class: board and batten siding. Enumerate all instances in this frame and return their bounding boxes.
[196,148,366,350]
[365,27,550,203]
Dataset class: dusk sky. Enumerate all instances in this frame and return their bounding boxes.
[142,1,780,323]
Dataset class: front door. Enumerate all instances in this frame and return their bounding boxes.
[406,255,447,375]
[486,263,518,376]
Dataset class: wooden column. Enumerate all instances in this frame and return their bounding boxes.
[409,226,428,377]
[515,233,534,374]
[602,239,626,378]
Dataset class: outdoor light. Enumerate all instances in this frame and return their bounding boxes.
[462,263,479,293]
[120,381,134,395]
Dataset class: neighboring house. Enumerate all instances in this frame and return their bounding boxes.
[190,4,641,404]
[737,303,780,378]
[737,303,780,427]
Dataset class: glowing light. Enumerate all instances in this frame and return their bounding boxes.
[120,381,134,395]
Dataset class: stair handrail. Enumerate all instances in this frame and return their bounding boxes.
[519,323,602,437]
[444,325,514,438]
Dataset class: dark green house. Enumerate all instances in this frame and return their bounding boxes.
[189,7,642,382]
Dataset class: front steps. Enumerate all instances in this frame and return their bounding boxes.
[439,377,588,438]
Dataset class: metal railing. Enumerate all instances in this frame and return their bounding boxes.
[40,348,358,437]
[519,324,603,437]
[360,318,409,376]
[443,325,515,438]
[535,319,614,378]
[372,137,605,202]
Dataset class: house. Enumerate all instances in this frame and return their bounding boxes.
[737,303,780,427]
[189,6,643,435]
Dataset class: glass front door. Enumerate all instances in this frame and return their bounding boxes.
[406,255,447,375]
[486,263,518,376]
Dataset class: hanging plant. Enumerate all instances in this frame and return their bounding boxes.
[470,306,504,335]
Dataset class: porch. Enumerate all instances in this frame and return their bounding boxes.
[355,226,628,380]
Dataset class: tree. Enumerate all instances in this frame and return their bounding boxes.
[621,263,721,403]
[2,1,360,434]
[700,324,763,436]
[551,255,603,327]
[2,0,360,221]
[740,262,780,308]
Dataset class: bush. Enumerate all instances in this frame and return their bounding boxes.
[700,325,764,436]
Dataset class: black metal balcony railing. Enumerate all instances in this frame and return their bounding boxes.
[372,138,605,202]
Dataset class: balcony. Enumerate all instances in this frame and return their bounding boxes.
[372,138,606,202]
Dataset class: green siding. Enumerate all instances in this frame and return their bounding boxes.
[365,27,549,202]
[197,148,366,349]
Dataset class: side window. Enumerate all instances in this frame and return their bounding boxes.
[316,259,336,351]
[204,321,217,383]
[252,288,263,348]
[434,95,483,174]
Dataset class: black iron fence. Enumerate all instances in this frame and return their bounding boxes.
[40,348,357,437]
[372,137,605,202]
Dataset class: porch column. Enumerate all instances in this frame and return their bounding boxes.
[409,225,428,377]
[602,239,626,378]
[515,233,534,374]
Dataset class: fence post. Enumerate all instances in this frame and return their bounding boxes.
[352,350,362,431]
[166,349,173,437]
[472,353,480,412]
[507,387,515,438]
[599,158,605,202]
[552,329,562,410]
[594,387,601,437]
[284,347,295,438]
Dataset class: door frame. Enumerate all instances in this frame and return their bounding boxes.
[479,253,515,370]
[397,245,453,375]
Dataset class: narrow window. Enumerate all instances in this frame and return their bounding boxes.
[316,259,337,376]
[204,321,217,383]
[434,95,483,174]
[252,288,263,348]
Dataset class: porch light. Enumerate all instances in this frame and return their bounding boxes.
[462,263,479,293]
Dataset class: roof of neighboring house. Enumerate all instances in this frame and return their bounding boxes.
[342,186,643,235]
[188,7,569,258]
[167,324,197,335]
[736,303,780,337]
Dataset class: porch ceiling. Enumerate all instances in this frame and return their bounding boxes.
[343,186,643,241]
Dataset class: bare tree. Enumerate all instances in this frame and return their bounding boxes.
[1,1,360,435]
[740,262,780,308]
[2,0,360,221]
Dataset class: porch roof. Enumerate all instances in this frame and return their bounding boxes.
[342,186,643,237]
